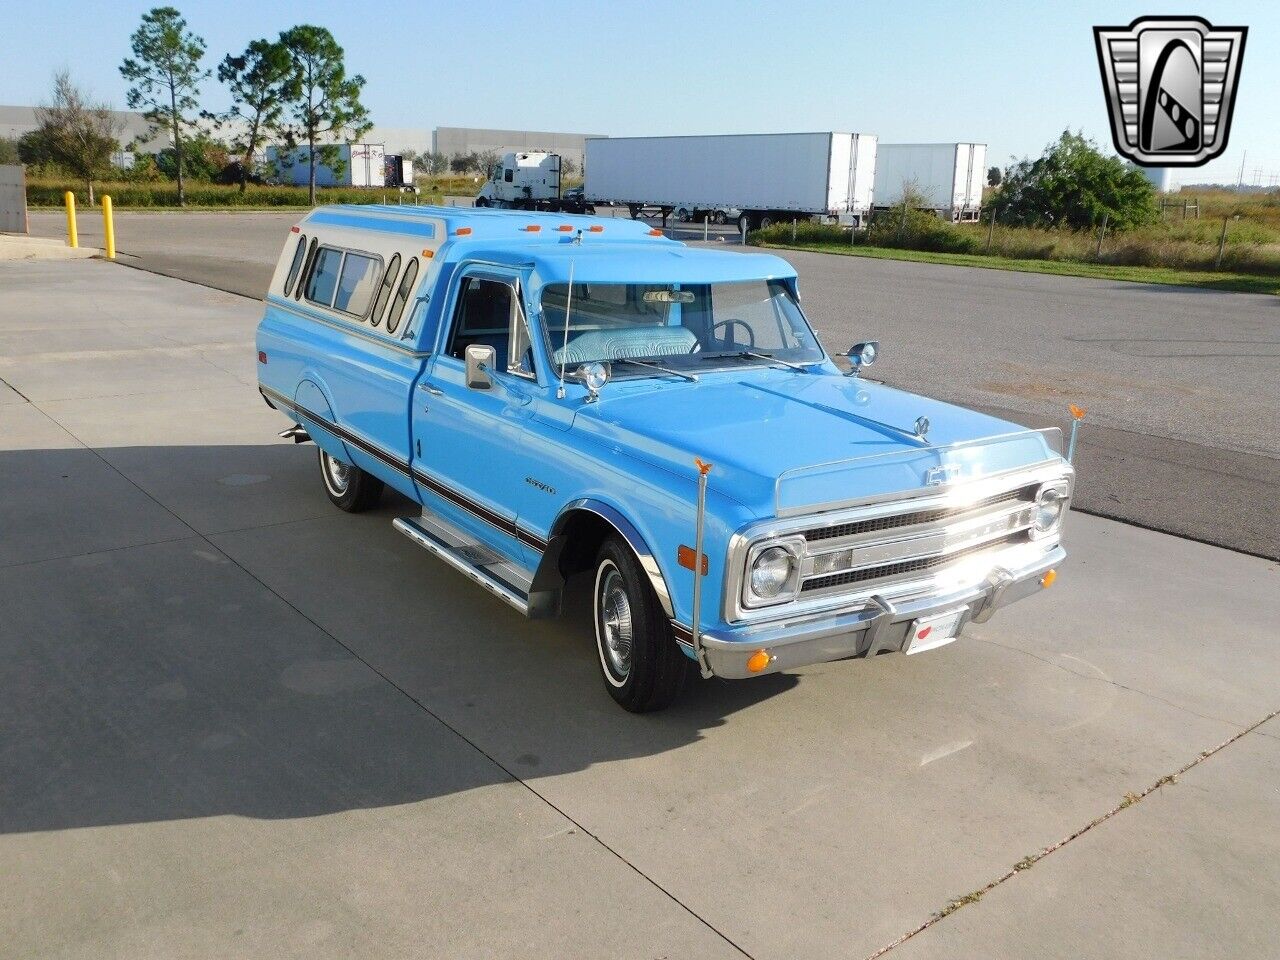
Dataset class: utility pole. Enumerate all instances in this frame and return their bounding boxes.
[1235,151,1246,192]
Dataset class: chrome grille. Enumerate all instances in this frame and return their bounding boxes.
[801,532,1029,592]
[801,485,1037,543]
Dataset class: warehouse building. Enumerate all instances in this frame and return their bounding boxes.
[0,104,167,152]
[432,127,604,171]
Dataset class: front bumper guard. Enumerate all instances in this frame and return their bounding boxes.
[698,545,1064,679]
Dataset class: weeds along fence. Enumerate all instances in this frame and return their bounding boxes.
[750,205,1280,277]
[25,179,478,208]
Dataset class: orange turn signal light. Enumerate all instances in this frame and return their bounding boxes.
[677,545,708,575]
[1041,569,1057,589]
[421,248,434,258]
[454,226,472,236]
[746,650,771,673]
[1069,404,1086,420]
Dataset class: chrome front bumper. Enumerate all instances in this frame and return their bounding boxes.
[699,545,1065,679]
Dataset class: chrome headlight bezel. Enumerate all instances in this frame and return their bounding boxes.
[1029,480,1070,539]
[741,535,806,609]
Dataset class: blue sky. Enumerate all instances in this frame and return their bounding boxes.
[3,1,1275,185]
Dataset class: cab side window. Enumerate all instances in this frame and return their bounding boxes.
[446,278,535,377]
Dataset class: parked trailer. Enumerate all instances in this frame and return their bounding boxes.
[873,143,987,222]
[267,143,387,188]
[584,133,878,231]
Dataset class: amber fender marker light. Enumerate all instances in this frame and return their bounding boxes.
[1041,569,1058,589]
[589,225,604,232]
[746,650,772,673]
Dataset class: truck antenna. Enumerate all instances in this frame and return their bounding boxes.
[556,257,576,399]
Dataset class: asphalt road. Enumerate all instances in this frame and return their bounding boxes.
[3,258,1279,959]
[25,210,1280,558]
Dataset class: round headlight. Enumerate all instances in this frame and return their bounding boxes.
[1032,485,1066,536]
[750,546,795,599]
[860,342,877,365]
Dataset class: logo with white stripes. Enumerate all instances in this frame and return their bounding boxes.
[1094,16,1247,167]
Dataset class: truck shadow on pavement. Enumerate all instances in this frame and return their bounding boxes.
[0,444,799,836]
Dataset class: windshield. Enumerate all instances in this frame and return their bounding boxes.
[539,279,824,371]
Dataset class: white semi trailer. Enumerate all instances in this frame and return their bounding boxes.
[873,142,987,222]
[585,132,878,231]
[268,143,387,188]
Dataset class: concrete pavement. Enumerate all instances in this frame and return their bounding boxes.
[2,258,1278,958]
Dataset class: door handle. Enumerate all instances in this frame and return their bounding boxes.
[418,382,444,396]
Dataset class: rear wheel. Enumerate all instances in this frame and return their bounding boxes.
[474,197,489,208]
[713,210,727,225]
[593,536,692,712]
[759,213,775,229]
[319,448,384,513]
[737,212,751,233]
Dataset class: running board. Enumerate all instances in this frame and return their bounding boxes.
[393,515,562,618]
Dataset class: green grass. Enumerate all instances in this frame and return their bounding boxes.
[754,241,1280,295]
[26,177,481,210]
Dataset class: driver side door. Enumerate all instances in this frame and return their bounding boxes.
[410,268,539,563]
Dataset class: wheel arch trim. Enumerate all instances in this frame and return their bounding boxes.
[540,498,675,619]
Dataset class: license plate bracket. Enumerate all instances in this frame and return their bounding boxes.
[904,606,968,655]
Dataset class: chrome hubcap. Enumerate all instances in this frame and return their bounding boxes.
[599,569,633,679]
[323,452,350,494]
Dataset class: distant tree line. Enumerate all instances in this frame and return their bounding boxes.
[9,5,370,206]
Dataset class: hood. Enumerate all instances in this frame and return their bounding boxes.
[572,368,1059,516]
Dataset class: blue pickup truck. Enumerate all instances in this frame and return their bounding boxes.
[257,206,1072,712]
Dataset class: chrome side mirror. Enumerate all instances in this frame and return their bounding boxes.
[465,344,496,389]
[845,340,879,375]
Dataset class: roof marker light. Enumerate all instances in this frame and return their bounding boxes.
[454,227,472,235]
[524,224,542,232]
[558,225,573,232]
[648,228,663,236]
[589,225,604,232]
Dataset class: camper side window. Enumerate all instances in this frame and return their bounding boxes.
[504,168,513,183]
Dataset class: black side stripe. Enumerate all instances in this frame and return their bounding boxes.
[260,385,548,552]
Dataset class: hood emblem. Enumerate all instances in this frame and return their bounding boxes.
[914,416,931,440]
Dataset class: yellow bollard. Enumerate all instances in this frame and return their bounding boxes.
[102,195,115,260]
[64,191,78,248]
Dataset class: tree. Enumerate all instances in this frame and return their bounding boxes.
[210,38,294,191]
[987,130,1158,230]
[33,71,123,205]
[449,152,475,174]
[0,138,19,165]
[560,156,578,178]
[476,149,500,177]
[278,25,370,205]
[120,7,209,206]
[987,165,1002,187]
[421,151,448,175]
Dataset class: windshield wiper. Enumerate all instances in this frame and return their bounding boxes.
[700,350,811,372]
[612,358,699,382]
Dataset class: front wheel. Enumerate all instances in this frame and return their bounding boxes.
[318,448,384,512]
[593,536,692,712]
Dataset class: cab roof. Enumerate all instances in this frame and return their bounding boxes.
[297,204,797,286]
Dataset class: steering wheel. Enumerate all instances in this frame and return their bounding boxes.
[711,319,755,350]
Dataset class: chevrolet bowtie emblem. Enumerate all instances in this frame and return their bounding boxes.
[1094,16,1247,167]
